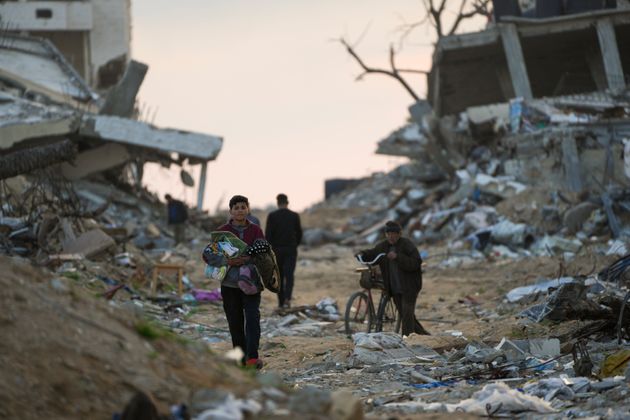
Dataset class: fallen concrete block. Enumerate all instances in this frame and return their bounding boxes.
[526,338,561,358]
[495,337,528,361]
[563,202,598,233]
[330,390,363,420]
[145,223,161,238]
[62,229,115,258]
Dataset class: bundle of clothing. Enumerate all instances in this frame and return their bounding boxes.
[202,232,280,294]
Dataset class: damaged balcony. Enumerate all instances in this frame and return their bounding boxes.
[429,8,630,116]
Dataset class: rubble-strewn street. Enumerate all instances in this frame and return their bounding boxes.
[3,0,630,419]
[3,209,630,419]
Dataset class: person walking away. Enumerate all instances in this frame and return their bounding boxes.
[215,195,265,369]
[247,212,261,225]
[165,194,188,244]
[265,193,302,308]
[357,221,430,336]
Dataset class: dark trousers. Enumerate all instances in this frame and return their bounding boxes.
[221,286,261,360]
[392,292,429,336]
[274,247,297,307]
[172,224,185,244]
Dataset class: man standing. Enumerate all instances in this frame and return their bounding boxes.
[247,213,261,225]
[358,221,429,336]
[265,193,302,308]
[165,194,188,244]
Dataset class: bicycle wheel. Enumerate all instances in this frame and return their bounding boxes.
[375,293,400,334]
[344,291,372,337]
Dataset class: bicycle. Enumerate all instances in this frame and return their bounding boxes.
[344,253,401,337]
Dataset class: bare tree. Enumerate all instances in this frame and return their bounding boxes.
[341,0,491,99]
[339,38,426,102]
[420,0,492,39]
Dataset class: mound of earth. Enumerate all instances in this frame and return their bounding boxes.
[0,256,255,420]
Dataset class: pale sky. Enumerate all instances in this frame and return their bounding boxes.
[133,1,441,212]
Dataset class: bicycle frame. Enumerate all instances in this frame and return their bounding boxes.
[345,253,400,336]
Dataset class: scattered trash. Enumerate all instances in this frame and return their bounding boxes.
[600,349,630,378]
[506,277,575,303]
[446,382,555,415]
[192,288,222,302]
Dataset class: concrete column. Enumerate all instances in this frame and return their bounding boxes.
[499,23,533,100]
[197,161,207,211]
[596,18,625,92]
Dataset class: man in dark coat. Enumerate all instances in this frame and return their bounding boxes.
[358,220,429,336]
[265,193,302,308]
[165,194,188,244]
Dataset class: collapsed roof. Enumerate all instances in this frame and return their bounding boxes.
[0,34,223,209]
[428,9,630,116]
[0,34,96,104]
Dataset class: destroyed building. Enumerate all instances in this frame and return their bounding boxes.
[0,0,132,89]
[0,5,224,261]
[0,30,222,205]
[317,4,630,254]
[3,3,630,420]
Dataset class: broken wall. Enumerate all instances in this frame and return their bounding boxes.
[503,127,630,192]
[0,0,132,88]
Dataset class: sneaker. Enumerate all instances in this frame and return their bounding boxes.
[245,358,263,370]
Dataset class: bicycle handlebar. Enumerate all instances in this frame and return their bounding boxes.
[356,253,386,265]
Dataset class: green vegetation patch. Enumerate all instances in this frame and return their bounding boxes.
[134,319,192,346]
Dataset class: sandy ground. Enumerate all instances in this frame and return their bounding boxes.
[0,256,255,420]
[192,241,618,416]
[0,231,619,419]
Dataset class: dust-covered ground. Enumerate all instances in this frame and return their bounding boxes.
[0,256,258,420]
[192,241,621,418]
[0,226,624,419]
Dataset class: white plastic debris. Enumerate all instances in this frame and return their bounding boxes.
[606,239,628,256]
[446,382,555,415]
[195,394,262,420]
[523,377,575,401]
[224,347,244,362]
[490,220,531,248]
[353,332,404,350]
[505,277,575,303]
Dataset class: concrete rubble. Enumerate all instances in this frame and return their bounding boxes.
[279,4,630,418]
[3,2,630,420]
[311,89,630,256]
[0,33,223,212]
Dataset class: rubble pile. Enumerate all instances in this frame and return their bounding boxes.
[0,31,228,305]
[309,91,630,269]
[3,3,630,419]
[272,256,630,418]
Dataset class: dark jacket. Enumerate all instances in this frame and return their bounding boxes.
[167,200,188,224]
[360,237,422,296]
[265,208,302,249]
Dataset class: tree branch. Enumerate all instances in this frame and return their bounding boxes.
[447,0,491,36]
[339,38,422,102]
[397,69,430,74]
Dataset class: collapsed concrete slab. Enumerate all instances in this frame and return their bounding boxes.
[0,93,78,150]
[0,33,223,209]
[79,114,223,161]
[0,34,97,105]
[60,143,130,180]
[62,228,115,258]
